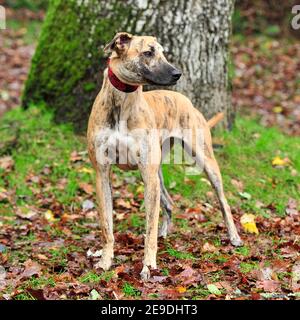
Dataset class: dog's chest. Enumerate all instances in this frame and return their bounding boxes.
[95,125,139,167]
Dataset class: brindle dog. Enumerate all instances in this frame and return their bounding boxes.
[87,32,243,280]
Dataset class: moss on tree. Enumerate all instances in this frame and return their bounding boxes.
[22,0,135,132]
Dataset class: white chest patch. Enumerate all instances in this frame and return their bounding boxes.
[95,128,138,166]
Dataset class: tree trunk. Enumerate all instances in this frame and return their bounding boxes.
[23,0,235,132]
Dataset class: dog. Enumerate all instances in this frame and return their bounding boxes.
[87,32,243,280]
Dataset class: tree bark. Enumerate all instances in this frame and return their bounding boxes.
[23,0,235,132]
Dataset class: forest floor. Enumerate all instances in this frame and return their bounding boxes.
[0,10,299,300]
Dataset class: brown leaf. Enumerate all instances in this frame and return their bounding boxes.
[0,188,9,202]
[26,288,46,300]
[257,280,280,293]
[19,260,41,280]
[79,182,94,195]
[15,206,39,221]
[151,276,168,283]
[202,242,218,253]
[70,151,83,162]
[286,198,299,216]
[0,156,14,171]
[115,198,131,210]
[176,266,201,286]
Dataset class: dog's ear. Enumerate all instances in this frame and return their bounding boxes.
[104,32,133,55]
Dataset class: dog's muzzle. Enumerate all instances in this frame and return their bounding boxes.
[141,63,182,86]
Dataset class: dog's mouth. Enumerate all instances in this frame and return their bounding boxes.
[141,64,182,86]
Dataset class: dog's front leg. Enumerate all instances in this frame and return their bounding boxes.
[94,165,114,271]
[139,164,161,280]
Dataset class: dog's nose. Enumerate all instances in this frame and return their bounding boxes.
[172,69,182,81]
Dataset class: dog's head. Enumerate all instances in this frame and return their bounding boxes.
[104,32,182,86]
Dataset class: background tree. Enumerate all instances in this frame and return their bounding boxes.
[22,0,235,132]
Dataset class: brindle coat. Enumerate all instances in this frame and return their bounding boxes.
[87,33,243,280]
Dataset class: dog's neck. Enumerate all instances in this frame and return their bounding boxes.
[108,64,139,93]
[102,68,143,103]
[101,69,143,128]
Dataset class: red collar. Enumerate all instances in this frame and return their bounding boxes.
[107,59,139,93]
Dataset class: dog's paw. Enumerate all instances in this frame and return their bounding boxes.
[158,224,168,239]
[230,237,244,247]
[140,265,151,281]
[158,217,171,239]
[94,256,113,271]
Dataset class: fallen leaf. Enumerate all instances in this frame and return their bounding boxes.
[176,266,201,286]
[169,181,177,189]
[202,242,217,253]
[19,260,41,280]
[240,214,259,234]
[286,198,299,216]
[115,198,131,210]
[82,199,95,211]
[36,254,48,261]
[207,284,222,295]
[257,280,280,293]
[16,207,38,220]
[79,182,94,195]
[0,188,9,202]
[151,276,167,283]
[272,106,283,113]
[44,210,56,222]
[136,185,144,194]
[272,156,290,167]
[90,289,101,300]
[70,151,83,162]
[238,192,252,200]
[26,288,46,300]
[77,167,93,174]
[176,286,187,293]
[0,156,14,171]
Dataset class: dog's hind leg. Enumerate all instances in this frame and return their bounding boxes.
[203,155,243,247]
[159,167,173,238]
[183,125,243,247]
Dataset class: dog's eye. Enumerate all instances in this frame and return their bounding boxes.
[143,51,154,58]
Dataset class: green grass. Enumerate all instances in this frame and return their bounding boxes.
[162,116,300,217]
[0,106,299,226]
[79,271,115,284]
[201,252,228,264]
[239,262,259,274]
[166,247,195,260]
[0,103,299,301]
[234,246,250,257]
[23,276,56,289]
[0,106,89,214]
[122,282,141,297]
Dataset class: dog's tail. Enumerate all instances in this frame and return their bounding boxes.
[208,112,224,129]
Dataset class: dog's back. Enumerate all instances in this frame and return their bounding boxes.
[143,89,208,131]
